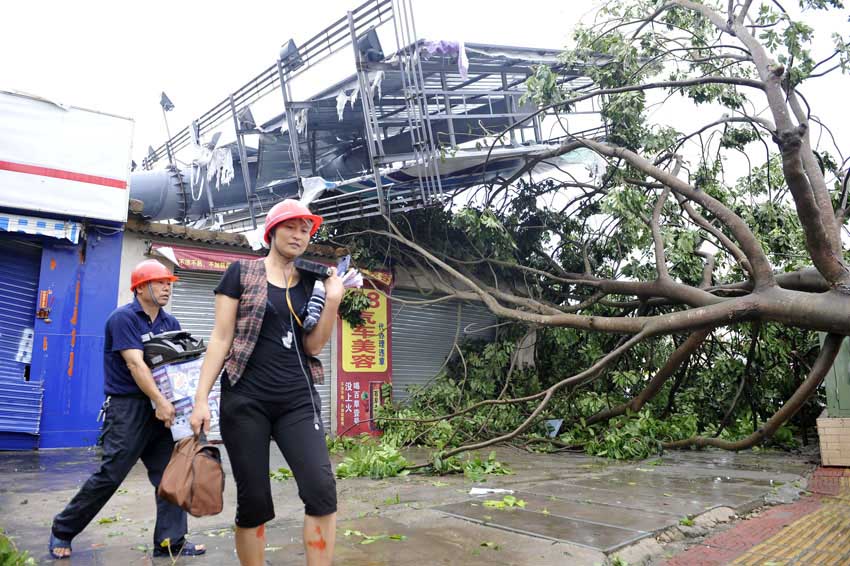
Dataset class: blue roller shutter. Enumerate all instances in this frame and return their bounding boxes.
[0,239,43,445]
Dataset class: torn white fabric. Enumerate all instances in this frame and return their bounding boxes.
[300,176,335,206]
[295,108,309,135]
[370,70,385,99]
[152,245,180,267]
[244,225,267,250]
[458,40,469,79]
[207,147,234,189]
[189,142,234,200]
[348,86,359,109]
[336,91,348,121]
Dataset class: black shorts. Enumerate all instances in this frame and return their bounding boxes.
[220,391,337,528]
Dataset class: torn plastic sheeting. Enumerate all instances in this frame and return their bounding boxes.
[335,87,361,121]
[300,176,336,206]
[336,91,348,121]
[295,108,309,135]
[209,147,234,188]
[370,70,385,100]
[152,245,180,267]
[245,225,266,251]
[421,39,469,79]
[189,144,235,201]
[464,45,560,65]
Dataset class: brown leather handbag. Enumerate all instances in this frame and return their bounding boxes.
[157,432,225,517]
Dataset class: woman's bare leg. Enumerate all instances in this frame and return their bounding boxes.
[235,524,266,566]
[304,512,336,565]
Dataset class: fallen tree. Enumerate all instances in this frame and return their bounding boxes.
[332,0,850,462]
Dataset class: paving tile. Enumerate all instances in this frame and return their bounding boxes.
[567,469,774,496]
[507,492,675,533]
[436,500,645,552]
[523,480,758,517]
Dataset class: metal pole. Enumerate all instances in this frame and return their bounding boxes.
[161,107,175,166]
[229,96,258,229]
[502,72,517,146]
[440,72,456,147]
[161,106,196,223]
[532,104,543,143]
[400,0,442,199]
[348,11,386,215]
[277,60,304,195]
[390,0,427,204]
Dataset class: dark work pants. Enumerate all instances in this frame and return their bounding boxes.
[52,396,187,546]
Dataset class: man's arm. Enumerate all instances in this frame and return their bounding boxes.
[120,349,175,427]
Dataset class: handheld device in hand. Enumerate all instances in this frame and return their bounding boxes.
[336,254,351,274]
[294,258,332,280]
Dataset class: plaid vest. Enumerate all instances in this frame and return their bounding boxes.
[223,258,324,387]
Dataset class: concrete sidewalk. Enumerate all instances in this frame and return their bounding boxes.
[0,445,817,565]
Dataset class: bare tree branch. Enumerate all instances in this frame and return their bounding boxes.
[582,139,776,286]
[651,186,672,280]
[586,329,712,425]
[665,333,842,449]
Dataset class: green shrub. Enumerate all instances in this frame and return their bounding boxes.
[567,411,698,460]
[335,443,409,479]
[0,530,36,566]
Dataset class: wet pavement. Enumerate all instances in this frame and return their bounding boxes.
[662,467,850,566]
[0,444,816,565]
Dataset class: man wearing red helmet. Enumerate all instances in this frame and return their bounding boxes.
[49,260,206,560]
[191,199,342,566]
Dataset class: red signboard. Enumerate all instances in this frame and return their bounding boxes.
[151,244,260,272]
[337,289,392,436]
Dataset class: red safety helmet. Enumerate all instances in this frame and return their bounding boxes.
[130,259,179,291]
[263,199,323,244]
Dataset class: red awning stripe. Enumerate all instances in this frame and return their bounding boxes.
[0,160,127,189]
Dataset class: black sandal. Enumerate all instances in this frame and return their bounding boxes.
[48,532,72,560]
[153,539,206,557]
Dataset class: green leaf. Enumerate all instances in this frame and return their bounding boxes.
[270,467,293,481]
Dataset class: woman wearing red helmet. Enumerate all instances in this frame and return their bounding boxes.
[191,199,342,566]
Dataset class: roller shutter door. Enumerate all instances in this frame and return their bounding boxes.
[390,289,497,402]
[171,269,333,433]
[170,271,219,343]
[0,239,43,445]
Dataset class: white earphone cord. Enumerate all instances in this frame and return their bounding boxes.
[286,274,321,432]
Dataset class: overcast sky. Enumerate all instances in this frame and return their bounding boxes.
[2,0,847,167]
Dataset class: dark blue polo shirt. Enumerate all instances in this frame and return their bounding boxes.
[103,297,181,396]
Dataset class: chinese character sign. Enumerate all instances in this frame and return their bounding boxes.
[338,289,392,436]
[342,290,388,373]
[152,244,259,273]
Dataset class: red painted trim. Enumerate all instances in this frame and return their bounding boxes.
[0,160,127,189]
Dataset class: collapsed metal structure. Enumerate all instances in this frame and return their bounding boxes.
[130,0,600,231]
